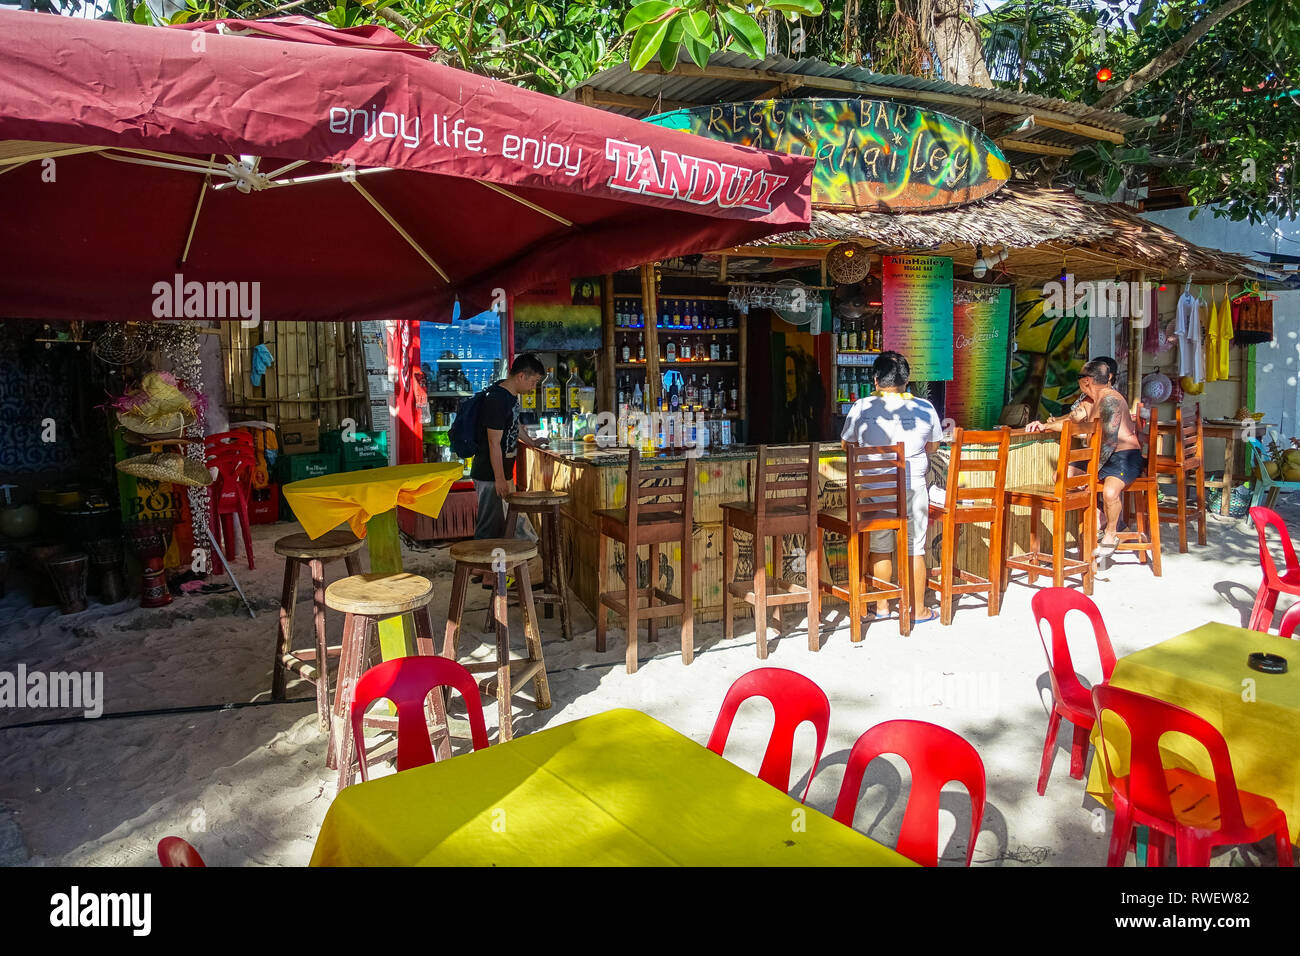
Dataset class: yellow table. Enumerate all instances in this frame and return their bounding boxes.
[282,462,461,659]
[1086,622,1300,840]
[310,708,915,867]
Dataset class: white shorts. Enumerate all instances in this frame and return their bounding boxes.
[869,484,928,556]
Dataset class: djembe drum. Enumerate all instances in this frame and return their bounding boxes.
[123,520,174,608]
[46,553,89,614]
[85,537,127,604]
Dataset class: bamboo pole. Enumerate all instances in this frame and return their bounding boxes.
[641,263,661,410]
[601,274,616,412]
[1128,270,1143,405]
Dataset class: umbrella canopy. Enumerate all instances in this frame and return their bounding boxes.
[0,13,813,323]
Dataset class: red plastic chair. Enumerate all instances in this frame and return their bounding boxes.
[1278,603,1300,639]
[832,719,986,867]
[348,656,490,785]
[204,434,256,570]
[1247,506,1300,632]
[157,836,205,867]
[706,667,830,802]
[1031,588,1116,795]
[1091,684,1293,867]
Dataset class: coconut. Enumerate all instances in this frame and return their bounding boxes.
[1283,449,1300,468]
[1265,461,1281,479]
[1285,464,1300,483]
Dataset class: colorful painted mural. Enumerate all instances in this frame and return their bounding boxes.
[645,99,1010,212]
[1010,289,1089,419]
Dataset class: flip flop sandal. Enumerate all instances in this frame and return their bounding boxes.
[1096,541,1119,558]
[912,610,939,625]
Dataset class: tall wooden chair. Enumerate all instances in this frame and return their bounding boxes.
[1002,420,1101,595]
[816,442,911,643]
[926,427,1010,625]
[1156,404,1207,552]
[1113,405,1162,575]
[721,444,821,657]
[595,447,695,674]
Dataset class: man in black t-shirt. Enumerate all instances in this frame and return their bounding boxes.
[473,353,545,539]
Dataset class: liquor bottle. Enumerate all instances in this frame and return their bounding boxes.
[680,336,691,362]
[615,301,623,328]
[701,376,712,409]
[637,338,645,363]
[631,382,643,411]
[728,307,737,329]
[566,368,581,418]
[847,319,858,351]
[729,378,738,412]
[685,374,699,408]
[522,380,537,411]
[621,334,631,364]
[691,302,700,329]
[709,335,720,362]
[635,305,644,329]
[672,300,681,328]
[660,301,669,328]
[543,367,561,414]
[666,337,676,363]
[724,342,734,361]
[839,321,849,351]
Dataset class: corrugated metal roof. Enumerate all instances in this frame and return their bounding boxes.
[568,53,1145,154]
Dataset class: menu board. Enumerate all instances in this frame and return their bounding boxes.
[882,255,954,381]
[514,277,602,352]
[947,284,1012,429]
[361,321,391,435]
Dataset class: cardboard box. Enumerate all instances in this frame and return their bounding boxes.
[280,420,320,454]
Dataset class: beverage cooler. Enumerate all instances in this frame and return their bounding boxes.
[830,276,884,434]
[419,310,507,475]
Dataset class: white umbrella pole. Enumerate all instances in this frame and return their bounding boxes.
[208,535,256,619]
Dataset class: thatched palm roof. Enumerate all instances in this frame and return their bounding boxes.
[762,185,1271,283]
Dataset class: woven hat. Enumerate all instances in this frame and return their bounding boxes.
[115,371,198,436]
[116,453,213,488]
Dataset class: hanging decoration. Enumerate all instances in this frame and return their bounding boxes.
[140,322,211,556]
[727,281,823,313]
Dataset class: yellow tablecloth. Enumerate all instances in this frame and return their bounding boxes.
[310,708,914,867]
[281,462,462,539]
[1086,622,1300,839]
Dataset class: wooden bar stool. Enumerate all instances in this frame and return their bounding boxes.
[1002,420,1101,595]
[1113,406,1162,575]
[502,489,574,641]
[271,530,365,738]
[594,447,695,674]
[1156,403,1207,552]
[816,442,912,643]
[444,538,550,742]
[325,572,441,792]
[926,427,1010,625]
[720,443,820,657]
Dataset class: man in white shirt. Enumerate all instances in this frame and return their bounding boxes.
[840,351,944,625]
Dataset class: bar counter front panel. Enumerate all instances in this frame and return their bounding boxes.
[521,434,1073,622]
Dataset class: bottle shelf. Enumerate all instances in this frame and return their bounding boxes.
[429,390,474,398]
[433,357,497,363]
[640,327,738,334]
[659,361,738,367]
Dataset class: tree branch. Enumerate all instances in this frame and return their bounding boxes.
[1093,0,1258,111]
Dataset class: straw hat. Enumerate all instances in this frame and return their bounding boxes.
[115,371,198,436]
[116,452,213,488]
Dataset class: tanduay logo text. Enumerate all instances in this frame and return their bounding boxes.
[605,138,789,213]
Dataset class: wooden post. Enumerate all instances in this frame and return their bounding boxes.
[641,263,661,410]
[738,301,748,443]
[601,274,616,412]
[1127,270,1144,405]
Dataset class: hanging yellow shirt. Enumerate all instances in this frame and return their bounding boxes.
[1216,294,1234,381]
[1205,296,1222,383]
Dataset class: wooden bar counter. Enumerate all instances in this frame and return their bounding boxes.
[521,431,1071,625]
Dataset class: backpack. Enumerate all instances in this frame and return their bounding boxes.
[449,389,488,460]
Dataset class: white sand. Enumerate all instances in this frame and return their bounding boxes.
[0,500,1292,867]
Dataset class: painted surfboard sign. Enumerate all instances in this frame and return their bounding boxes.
[646,99,1011,213]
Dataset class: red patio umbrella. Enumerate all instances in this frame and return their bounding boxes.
[0,12,813,323]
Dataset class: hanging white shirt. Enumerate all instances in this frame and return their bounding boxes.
[1174,291,1204,382]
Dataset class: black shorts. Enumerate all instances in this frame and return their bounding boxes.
[1099,448,1144,485]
